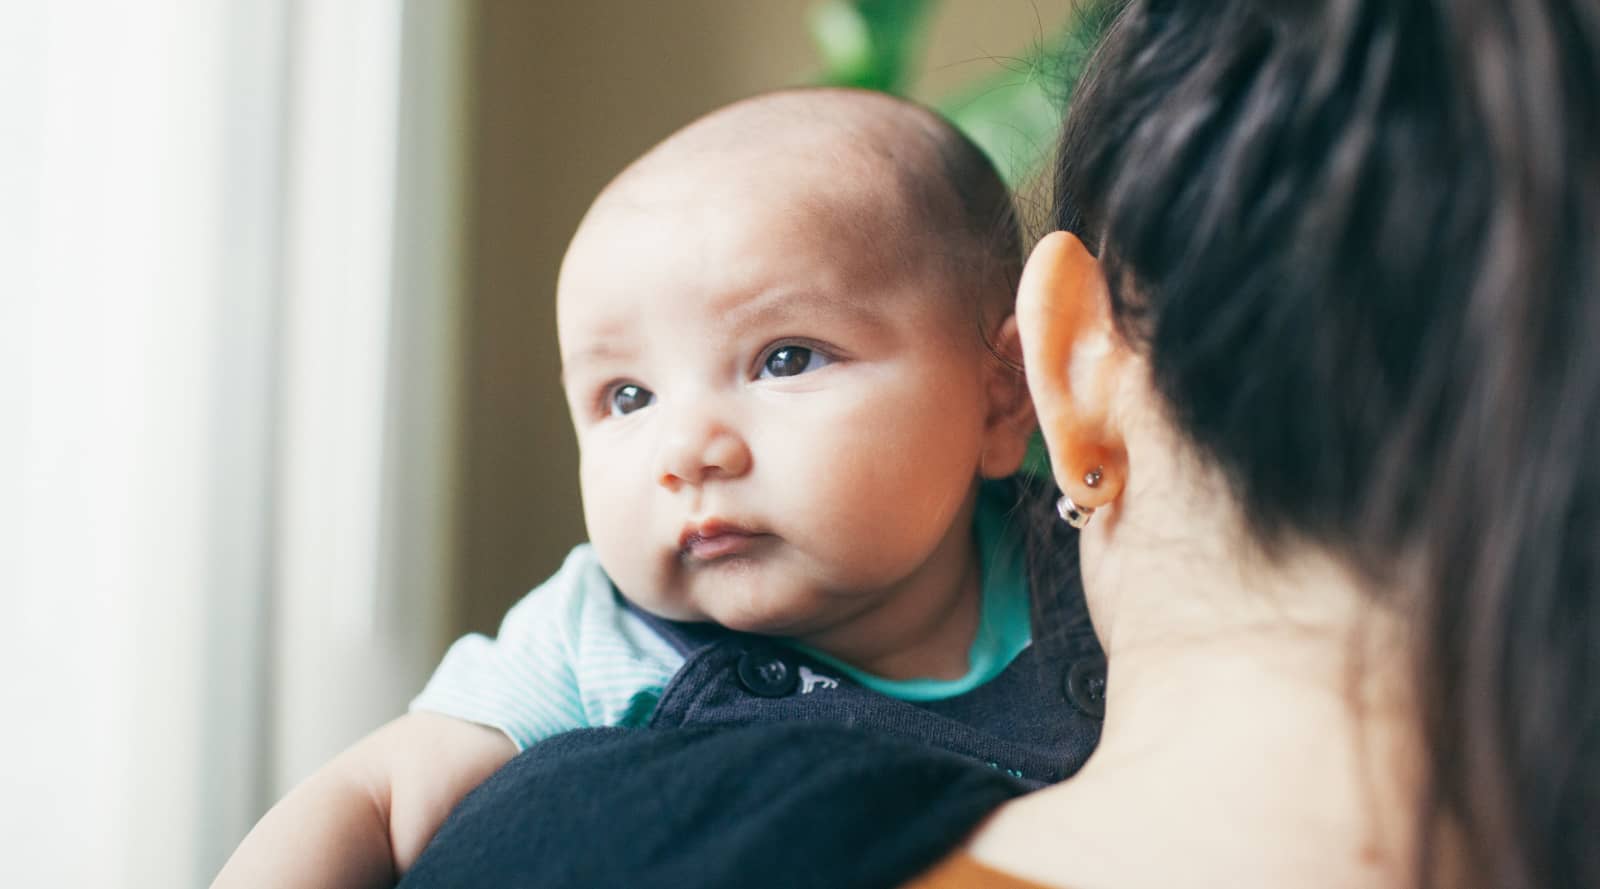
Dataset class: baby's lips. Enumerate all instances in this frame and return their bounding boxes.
[677,517,755,549]
[681,531,762,561]
[677,518,771,560]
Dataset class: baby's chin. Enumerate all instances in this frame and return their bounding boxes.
[633,575,831,636]
[613,551,865,632]
[696,586,865,638]
[616,596,831,636]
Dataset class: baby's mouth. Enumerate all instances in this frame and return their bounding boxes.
[678,520,768,561]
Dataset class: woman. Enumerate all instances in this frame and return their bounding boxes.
[401,1,1598,887]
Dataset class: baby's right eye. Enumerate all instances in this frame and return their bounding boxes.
[608,383,654,417]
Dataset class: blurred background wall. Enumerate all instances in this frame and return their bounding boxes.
[3,2,1072,886]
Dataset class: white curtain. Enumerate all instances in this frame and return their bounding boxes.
[0,2,465,885]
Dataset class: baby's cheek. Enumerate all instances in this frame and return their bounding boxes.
[793,449,968,573]
[824,408,983,555]
[580,463,666,602]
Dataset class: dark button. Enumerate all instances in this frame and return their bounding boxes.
[736,646,798,698]
[1063,657,1107,717]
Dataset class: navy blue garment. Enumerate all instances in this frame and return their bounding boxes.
[398,723,1029,889]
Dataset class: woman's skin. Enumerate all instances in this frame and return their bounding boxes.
[961,232,1426,889]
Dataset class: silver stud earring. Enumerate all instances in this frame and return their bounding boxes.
[1056,494,1094,529]
[1057,466,1104,529]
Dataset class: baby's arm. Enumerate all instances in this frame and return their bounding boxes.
[210,711,515,889]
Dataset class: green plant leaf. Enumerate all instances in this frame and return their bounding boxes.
[937,1,1117,186]
[809,0,940,93]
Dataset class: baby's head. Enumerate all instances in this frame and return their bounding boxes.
[557,88,1033,638]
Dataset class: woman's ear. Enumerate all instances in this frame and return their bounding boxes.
[1015,232,1131,507]
[977,314,1037,479]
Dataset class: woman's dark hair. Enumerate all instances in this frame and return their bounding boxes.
[1056,1,1598,887]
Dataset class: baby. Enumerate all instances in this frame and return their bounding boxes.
[214,88,1103,888]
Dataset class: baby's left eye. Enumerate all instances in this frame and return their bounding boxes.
[759,345,833,379]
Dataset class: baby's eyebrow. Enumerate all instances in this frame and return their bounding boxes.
[721,285,883,334]
[559,339,637,382]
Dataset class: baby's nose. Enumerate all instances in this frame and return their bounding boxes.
[656,408,752,490]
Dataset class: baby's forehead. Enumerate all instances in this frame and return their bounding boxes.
[568,166,962,326]
[596,90,960,220]
[559,89,1020,346]
[557,180,974,366]
[588,153,917,263]
[564,175,949,321]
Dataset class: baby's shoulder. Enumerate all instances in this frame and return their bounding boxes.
[487,542,623,638]
[515,543,678,659]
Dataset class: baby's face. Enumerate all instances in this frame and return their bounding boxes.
[557,167,998,637]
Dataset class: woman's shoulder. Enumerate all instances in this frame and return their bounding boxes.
[904,851,1060,889]
[400,722,1031,889]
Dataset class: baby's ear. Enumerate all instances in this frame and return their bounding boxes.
[978,314,1037,479]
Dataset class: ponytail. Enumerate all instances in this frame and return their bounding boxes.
[1055,1,1600,885]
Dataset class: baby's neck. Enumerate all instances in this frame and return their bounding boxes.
[793,531,983,682]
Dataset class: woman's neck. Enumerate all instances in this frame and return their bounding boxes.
[970,523,1424,889]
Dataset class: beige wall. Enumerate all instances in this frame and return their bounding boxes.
[455,0,1074,637]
